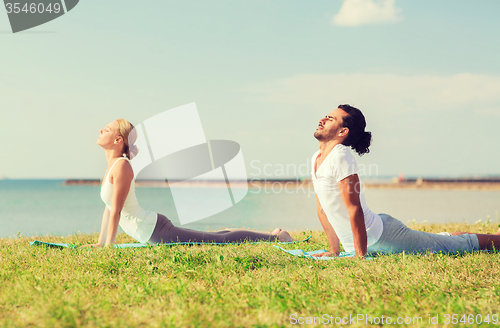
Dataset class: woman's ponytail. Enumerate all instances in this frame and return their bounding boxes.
[116,118,139,160]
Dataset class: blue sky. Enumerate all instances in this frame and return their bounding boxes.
[1,0,499,179]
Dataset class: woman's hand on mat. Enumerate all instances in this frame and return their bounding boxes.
[311,251,338,258]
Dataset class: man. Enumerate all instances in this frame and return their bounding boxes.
[311,104,500,258]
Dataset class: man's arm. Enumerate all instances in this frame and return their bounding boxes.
[338,174,367,257]
[314,195,340,257]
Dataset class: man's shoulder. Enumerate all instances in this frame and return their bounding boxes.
[333,143,350,153]
[329,144,353,160]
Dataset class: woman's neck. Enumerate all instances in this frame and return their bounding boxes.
[104,149,124,165]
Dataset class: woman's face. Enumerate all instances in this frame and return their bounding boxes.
[97,120,121,148]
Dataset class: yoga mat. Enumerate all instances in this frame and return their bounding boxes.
[29,235,311,249]
[273,246,375,260]
[29,241,78,249]
[273,246,496,260]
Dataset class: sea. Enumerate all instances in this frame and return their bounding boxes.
[1,179,499,238]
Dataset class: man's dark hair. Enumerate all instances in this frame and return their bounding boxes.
[338,104,372,156]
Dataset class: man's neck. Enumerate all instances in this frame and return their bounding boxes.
[318,139,341,158]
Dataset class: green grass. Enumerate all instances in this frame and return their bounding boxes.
[1,222,500,327]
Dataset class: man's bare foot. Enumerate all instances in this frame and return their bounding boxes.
[272,228,282,235]
[277,230,293,242]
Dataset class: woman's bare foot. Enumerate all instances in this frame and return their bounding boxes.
[495,228,500,235]
[272,228,282,235]
[277,230,293,242]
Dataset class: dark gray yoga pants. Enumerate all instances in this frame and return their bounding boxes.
[148,214,277,244]
[367,214,480,255]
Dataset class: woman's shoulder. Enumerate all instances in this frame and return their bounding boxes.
[111,158,134,180]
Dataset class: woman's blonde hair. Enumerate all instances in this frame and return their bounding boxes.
[116,118,139,160]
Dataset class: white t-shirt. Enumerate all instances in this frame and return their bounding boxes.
[311,144,383,253]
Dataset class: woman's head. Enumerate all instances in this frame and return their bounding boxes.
[97,119,139,159]
[338,104,372,156]
[115,119,139,159]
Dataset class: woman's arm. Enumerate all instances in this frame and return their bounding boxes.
[338,174,367,257]
[105,160,134,246]
[82,207,110,248]
[313,195,340,257]
[96,207,110,246]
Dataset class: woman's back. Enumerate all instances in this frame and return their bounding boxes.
[100,156,157,243]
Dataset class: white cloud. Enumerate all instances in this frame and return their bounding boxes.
[332,0,403,26]
[248,73,500,117]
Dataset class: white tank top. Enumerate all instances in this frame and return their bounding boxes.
[100,157,157,243]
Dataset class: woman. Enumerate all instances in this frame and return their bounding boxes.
[88,118,292,247]
[312,104,500,257]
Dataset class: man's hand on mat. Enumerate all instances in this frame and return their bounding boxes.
[311,251,338,257]
[81,243,103,248]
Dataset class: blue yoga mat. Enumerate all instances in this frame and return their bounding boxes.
[273,246,497,260]
[273,246,375,260]
[29,235,311,249]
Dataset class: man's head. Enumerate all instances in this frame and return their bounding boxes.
[314,107,349,142]
[314,104,372,156]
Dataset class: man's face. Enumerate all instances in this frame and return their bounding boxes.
[314,108,348,141]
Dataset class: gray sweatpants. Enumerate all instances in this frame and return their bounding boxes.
[366,214,480,255]
[148,214,277,244]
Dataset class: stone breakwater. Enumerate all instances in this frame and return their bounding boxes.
[63,178,500,190]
